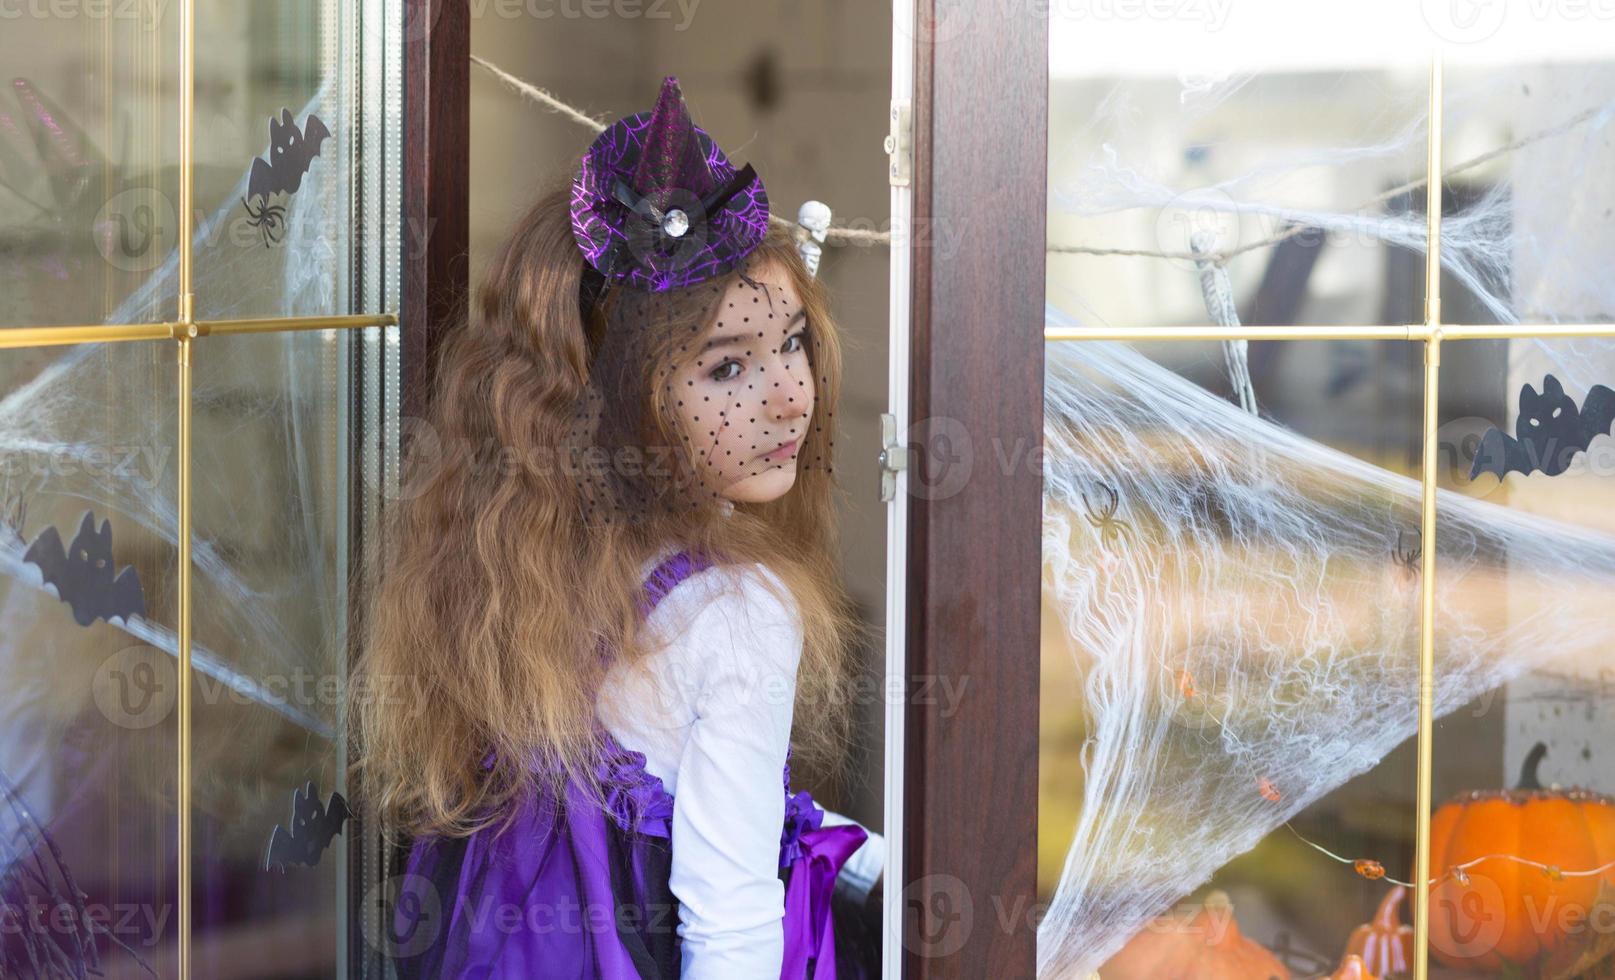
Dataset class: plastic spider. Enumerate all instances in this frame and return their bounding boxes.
[241,194,287,247]
[1393,528,1421,579]
[1081,482,1132,550]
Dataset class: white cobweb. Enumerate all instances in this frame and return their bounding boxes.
[1039,62,1615,976]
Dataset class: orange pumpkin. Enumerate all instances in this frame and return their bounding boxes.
[1344,886,1412,977]
[1101,890,1291,980]
[1328,955,1377,980]
[1425,742,1615,974]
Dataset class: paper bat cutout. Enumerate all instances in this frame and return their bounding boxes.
[22,510,146,627]
[264,781,351,872]
[240,109,331,247]
[1469,374,1615,480]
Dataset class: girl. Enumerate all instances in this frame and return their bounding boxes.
[350,76,885,978]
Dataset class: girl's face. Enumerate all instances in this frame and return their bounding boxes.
[670,260,815,505]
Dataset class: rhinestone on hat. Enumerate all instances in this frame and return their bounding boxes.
[661,208,690,238]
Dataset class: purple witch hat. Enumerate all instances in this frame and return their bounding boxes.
[570,76,770,293]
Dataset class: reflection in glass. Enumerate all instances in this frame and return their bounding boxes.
[0,341,178,975]
[186,329,351,976]
[0,9,181,326]
[191,1,359,322]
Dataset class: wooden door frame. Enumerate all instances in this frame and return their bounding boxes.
[402,0,471,416]
[903,1,1047,975]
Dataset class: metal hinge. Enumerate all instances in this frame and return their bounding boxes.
[878,413,908,502]
[883,100,912,188]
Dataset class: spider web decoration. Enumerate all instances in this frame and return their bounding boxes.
[1038,316,1615,974]
[1038,60,1615,975]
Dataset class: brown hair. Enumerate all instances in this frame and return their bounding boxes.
[348,171,867,840]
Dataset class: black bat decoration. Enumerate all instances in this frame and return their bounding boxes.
[1469,374,1615,480]
[241,109,332,248]
[22,510,146,628]
[265,781,351,872]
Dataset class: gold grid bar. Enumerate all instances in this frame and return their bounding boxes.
[177,0,194,968]
[1046,322,1615,342]
[195,313,400,336]
[176,321,192,980]
[0,323,176,349]
[1413,53,1444,980]
[1041,55,1590,980]
[0,314,398,349]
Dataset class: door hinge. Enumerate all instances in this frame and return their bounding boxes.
[883,100,912,188]
[878,412,908,502]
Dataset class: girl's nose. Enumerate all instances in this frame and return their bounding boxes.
[769,374,812,424]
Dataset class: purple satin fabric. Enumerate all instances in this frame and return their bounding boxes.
[393,549,866,979]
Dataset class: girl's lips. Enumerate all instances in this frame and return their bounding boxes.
[761,439,798,461]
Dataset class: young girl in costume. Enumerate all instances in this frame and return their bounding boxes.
[350,76,885,978]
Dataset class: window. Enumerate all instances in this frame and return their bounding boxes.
[1035,14,1615,980]
[0,2,425,976]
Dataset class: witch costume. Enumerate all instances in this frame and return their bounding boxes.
[391,78,876,980]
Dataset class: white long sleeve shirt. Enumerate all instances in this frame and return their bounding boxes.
[597,550,884,979]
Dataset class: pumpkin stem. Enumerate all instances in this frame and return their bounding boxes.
[1518,742,1548,791]
[1374,885,1407,927]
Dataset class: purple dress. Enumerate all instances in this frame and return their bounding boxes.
[393,550,871,979]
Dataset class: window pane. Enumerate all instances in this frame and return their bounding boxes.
[0,340,178,972]
[1041,6,1442,975]
[1429,55,1615,976]
[1039,330,1426,978]
[187,328,357,975]
[1047,14,1430,332]
[0,7,181,326]
[191,0,399,322]
[1439,58,1614,333]
[1426,333,1615,976]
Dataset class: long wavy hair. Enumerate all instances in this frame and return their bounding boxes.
[349,170,866,840]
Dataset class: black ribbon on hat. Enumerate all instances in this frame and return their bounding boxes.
[588,162,759,298]
[608,163,758,243]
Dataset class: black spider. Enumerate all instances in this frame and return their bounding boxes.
[241,194,287,247]
[1393,528,1421,578]
[1081,482,1133,550]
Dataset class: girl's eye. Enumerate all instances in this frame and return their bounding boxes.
[706,328,809,383]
